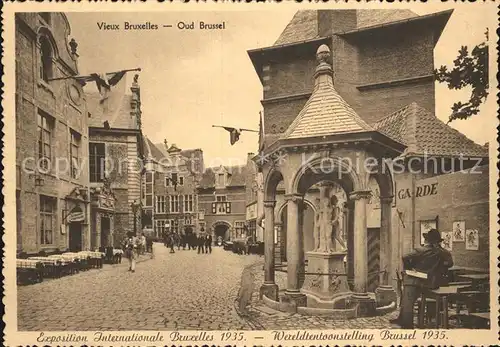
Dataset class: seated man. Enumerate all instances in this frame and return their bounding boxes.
[390,229,453,329]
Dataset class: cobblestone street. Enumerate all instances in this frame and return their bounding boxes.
[17,244,261,331]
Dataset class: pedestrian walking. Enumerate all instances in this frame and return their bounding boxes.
[139,232,147,255]
[390,228,453,329]
[197,234,205,254]
[205,234,212,254]
[123,232,139,273]
[176,233,182,251]
[169,233,175,253]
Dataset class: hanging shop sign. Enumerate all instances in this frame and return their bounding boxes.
[67,206,85,223]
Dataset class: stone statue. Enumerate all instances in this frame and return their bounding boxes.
[330,198,346,251]
[322,196,336,252]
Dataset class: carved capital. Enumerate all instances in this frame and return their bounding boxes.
[284,193,302,202]
[263,200,276,208]
[349,190,372,201]
[380,195,394,204]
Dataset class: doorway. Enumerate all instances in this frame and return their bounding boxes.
[101,216,110,248]
[69,222,83,252]
[214,224,229,241]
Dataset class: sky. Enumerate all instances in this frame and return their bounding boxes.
[67,6,496,168]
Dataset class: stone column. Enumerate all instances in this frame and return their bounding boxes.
[284,193,307,307]
[259,200,278,301]
[349,190,376,317]
[376,195,398,306]
[379,196,393,285]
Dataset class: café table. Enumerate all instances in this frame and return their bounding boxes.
[458,274,489,291]
[419,284,471,329]
[458,274,489,281]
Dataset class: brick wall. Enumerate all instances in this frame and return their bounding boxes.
[257,18,437,142]
[16,13,90,253]
[414,166,489,269]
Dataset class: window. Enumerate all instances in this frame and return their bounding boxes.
[70,130,81,179]
[184,194,194,213]
[184,215,193,225]
[155,219,168,236]
[198,209,205,220]
[144,172,154,207]
[39,195,55,245]
[170,195,180,213]
[37,111,53,172]
[39,36,53,82]
[89,143,105,182]
[170,219,179,234]
[165,173,181,187]
[216,173,226,188]
[235,221,246,238]
[212,196,231,214]
[156,196,167,214]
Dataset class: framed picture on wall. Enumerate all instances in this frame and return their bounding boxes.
[419,217,438,246]
[452,221,466,242]
[441,231,453,251]
[465,229,479,250]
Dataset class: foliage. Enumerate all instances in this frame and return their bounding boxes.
[434,29,489,123]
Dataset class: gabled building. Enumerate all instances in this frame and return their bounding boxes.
[15,12,91,254]
[248,9,489,311]
[86,75,144,248]
[197,162,253,242]
[141,138,204,238]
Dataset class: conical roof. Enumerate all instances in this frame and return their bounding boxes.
[281,45,373,140]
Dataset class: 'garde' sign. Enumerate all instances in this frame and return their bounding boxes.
[397,183,438,200]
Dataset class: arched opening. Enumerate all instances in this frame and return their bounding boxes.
[289,157,359,291]
[39,36,53,82]
[278,199,316,263]
[213,221,231,242]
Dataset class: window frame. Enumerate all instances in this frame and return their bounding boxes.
[234,221,246,238]
[170,195,180,213]
[70,129,81,179]
[39,195,55,246]
[37,110,53,172]
[184,194,194,213]
[89,142,106,183]
[39,36,53,82]
[156,195,167,214]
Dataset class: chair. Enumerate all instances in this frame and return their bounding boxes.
[450,285,489,328]
[396,270,436,326]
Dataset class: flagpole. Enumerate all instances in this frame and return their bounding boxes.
[47,67,142,82]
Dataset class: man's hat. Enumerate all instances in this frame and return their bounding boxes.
[423,228,443,243]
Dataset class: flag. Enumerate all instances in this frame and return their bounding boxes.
[76,70,128,122]
[223,127,241,145]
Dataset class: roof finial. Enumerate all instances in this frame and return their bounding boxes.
[316,44,330,64]
[314,44,333,81]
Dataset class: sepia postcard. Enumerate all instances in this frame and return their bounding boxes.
[2,1,499,345]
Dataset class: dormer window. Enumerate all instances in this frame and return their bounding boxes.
[39,36,53,82]
[216,173,226,188]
